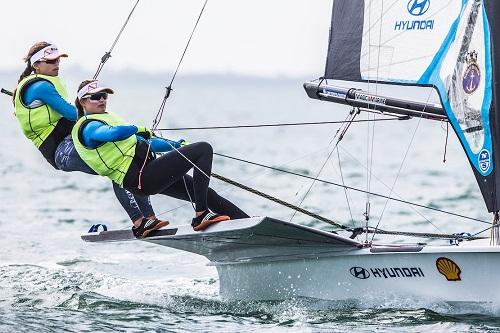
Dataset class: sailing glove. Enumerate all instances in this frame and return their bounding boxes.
[136,126,154,139]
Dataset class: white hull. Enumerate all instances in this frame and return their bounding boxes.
[215,246,500,301]
[83,217,500,302]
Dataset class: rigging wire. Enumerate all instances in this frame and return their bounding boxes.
[152,141,359,222]
[363,0,385,242]
[370,87,440,242]
[213,152,491,225]
[365,0,372,243]
[337,145,443,230]
[93,0,141,79]
[289,108,359,222]
[153,117,402,131]
[211,172,485,241]
[137,0,209,192]
[150,0,209,132]
[336,147,354,223]
[360,1,451,60]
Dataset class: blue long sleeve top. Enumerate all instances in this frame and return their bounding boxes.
[23,80,77,121]
[81,120,182,153]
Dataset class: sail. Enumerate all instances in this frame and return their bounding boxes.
[318,0,500,212]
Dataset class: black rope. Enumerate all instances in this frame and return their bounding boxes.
[212,173,350,230]
[154,117,403,131]
[213,152,491,225]
[93,0,140,79]
[443,121,449,163]
[361,227,485,240]
[212,173,486,241]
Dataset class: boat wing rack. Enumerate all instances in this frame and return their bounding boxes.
[82,217,362,263]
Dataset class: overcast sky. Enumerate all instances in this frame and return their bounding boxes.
[2,0,332,78]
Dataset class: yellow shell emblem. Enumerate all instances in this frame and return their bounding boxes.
[436,257,461,281]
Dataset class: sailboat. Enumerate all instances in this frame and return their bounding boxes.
[83,0,500,302]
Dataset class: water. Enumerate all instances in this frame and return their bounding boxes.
[0,71,497,332]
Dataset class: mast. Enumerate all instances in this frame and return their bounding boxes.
[484,0,500,212]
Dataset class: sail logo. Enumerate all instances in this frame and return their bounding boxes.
[350,266,425,279]
[395,0,434,31]
[463,51,481,94]
[478,149,491,173]
[407,0,430,16]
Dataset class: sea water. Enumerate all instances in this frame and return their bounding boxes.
[0,70,496,332]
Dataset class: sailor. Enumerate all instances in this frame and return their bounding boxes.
[72,79,249,234]
[13,41,166,236]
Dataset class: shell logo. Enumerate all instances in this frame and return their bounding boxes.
[436,257,461,281]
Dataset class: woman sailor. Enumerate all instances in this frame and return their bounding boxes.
[13,41,166,238]
[73,79,249,232]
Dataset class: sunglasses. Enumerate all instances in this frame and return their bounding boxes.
[88,92,108,101]
[41,58,60,64]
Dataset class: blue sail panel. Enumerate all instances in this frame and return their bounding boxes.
[324,0,500,212]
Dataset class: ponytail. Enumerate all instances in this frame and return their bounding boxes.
[14,41,52,106]
[12,62,32,105]
[17,62,34,83]
[75,97,85,119]
[18,41,52,83]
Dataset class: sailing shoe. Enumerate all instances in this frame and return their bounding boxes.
[132,218,169,239]
[191,210,230,231]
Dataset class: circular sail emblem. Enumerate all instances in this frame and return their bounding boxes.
[478,149,491,173]
[463,52,481,94]
[407,0,430,16]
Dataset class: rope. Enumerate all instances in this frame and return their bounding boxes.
[362,227,485,240]
[154,117,403,131]
[443,121,449,163]
[336,147,354,223]
[137,0,209,188]
[290,109,358,222]
[213,152,492,225]
[93,0,141,79]
[211,173,349,230]
[370,87,438,241]
[212,173,485,241]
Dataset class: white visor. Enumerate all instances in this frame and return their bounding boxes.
[77,80,115,100]
[29,44,68,64]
